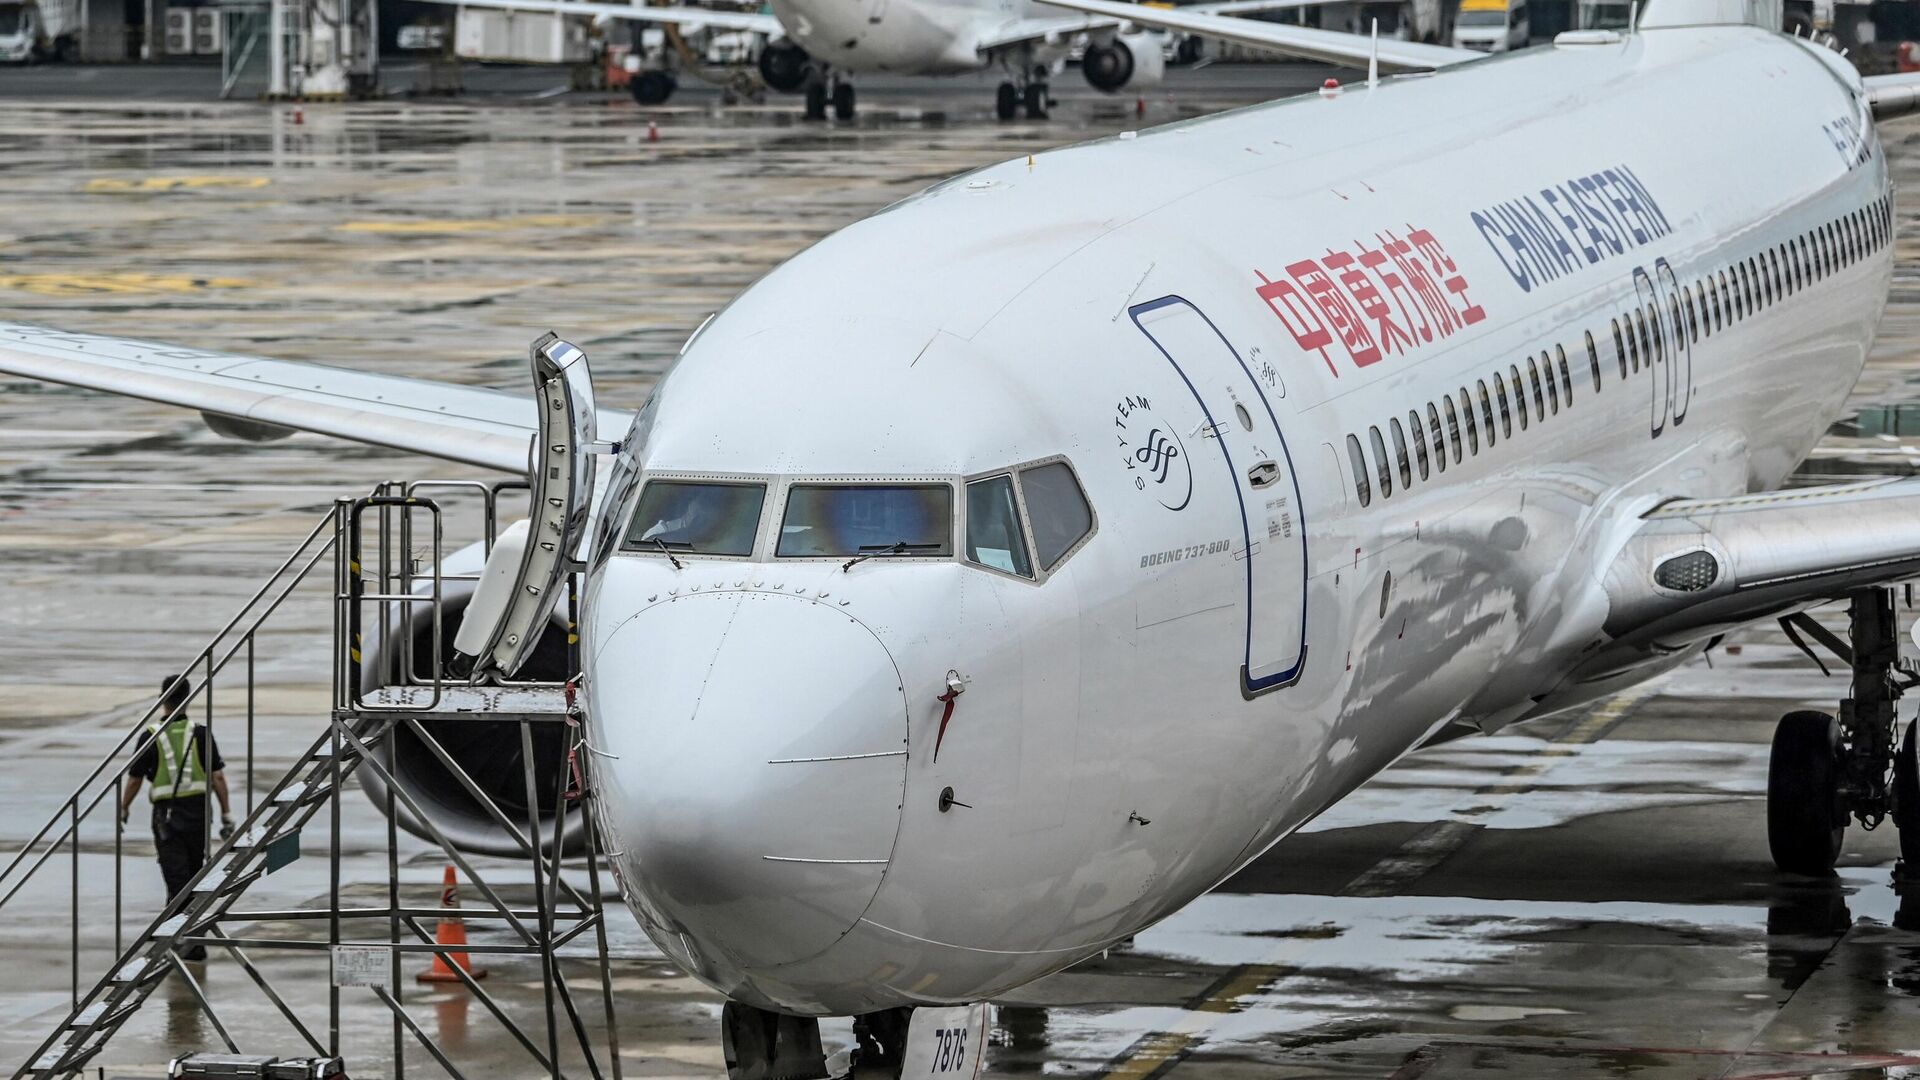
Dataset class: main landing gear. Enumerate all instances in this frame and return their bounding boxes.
[803,69,856,120]
[996,61,1050,121]
[1770,587,1920,883]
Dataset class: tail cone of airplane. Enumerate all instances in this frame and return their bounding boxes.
[586,582,908,994]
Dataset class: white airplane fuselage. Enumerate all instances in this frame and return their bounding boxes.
[772,0,1057,73]
[582,25,1893,1016]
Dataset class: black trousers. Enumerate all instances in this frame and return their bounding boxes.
[151,796,208,905]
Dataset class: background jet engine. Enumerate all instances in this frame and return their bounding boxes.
[758,40,813,92]
[1081,30,1166,92]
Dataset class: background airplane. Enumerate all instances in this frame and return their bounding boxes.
[13,0,1920,1076]
[432,0,1355,117]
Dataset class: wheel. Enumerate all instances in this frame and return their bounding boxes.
[1769,710,1845,876]
[804,79,828,120]
[831,81,855,120]
[1894,722,1920,863]
[995,81,1018,120]
[629,70,675,105]
[1023,82,1048,118]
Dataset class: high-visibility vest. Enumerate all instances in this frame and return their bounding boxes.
[147,717,208,801]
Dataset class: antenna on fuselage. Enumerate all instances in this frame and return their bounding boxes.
[1628,0,1639,31]
[1368,18,1378,90]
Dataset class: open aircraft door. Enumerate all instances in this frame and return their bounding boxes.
[455,333,600,679]
[1131,296,1308,695]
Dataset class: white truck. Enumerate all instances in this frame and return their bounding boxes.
[0,0,80,62]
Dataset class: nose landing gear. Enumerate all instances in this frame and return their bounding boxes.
[1770,587,1920,882]
[803,68,856,120]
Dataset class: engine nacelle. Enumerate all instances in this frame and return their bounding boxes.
[1081,30,1166,93]
[355,539,584,858]
[758,40,812,93]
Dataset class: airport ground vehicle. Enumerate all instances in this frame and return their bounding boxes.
[0,0,78,62]
[1451,0,1529,49]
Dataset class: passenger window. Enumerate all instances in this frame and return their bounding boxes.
[1476,380,1497,447]
[1346,433,1372,507]
[1408,410,1430,480]
[1526,358,1547,418]
[1626,312,1641,372]
[1455,389,1477,456]
[1683,285,1698,341]
[1390,417,1412,489]
[1493,373,1513,438]
[1716,271,1728,329]
[1555,346,1571,407]
[1611,319,1627,378]
[1369,425,1393,498]
[1017,462,1092,571]
[777,484,952,558]
[1584,331,1602,392]
[965,475,1033,578]
[624,479,766,558]
[1425,404,1447,474]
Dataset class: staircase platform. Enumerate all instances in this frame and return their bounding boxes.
[355,685,569,721]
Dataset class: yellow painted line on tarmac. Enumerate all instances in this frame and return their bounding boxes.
[0,271,255,296]
[84,176,271,193]
[335,214,606,235]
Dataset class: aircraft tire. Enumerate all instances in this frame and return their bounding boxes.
[1024,83,1048,119]
[1768,710,1845,876]
[832,82,855,120]
[996,82,1018,121]
[804,80,828,120]
[1894,722,1920,863]
[630,70,676,106]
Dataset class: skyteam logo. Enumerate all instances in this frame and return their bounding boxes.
[1115,394,1191,512]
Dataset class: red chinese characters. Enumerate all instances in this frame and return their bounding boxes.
[1255,225,1487,376]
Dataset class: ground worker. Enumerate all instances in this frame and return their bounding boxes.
[118,674,234,962]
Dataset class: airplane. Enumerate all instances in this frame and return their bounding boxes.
[429,0,1354,118]
[8,0,1920,1073]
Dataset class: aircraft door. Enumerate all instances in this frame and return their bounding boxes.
[1130,295,1308,695]
[1655,258,1691,424]
[1633,267,1668,437]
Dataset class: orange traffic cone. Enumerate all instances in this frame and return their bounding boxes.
[418,865,487,982]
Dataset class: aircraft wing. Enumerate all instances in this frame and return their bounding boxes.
[424,0,783,35]
[1594,478,1920,659]
[1030,0,1479,71]
[973,0,1327,54]
[1864,72,1920,121]
[0,323,630,474]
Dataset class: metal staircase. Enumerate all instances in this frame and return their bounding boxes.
[2,482,626,1080]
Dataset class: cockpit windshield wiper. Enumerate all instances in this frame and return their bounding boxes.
[842,540,942,572]
[650,537,690,569]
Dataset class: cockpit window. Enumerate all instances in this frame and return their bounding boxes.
[1017,462,1092,571]
[777,484,953,558]
[965,475,1033,578]
[622,480,765,557]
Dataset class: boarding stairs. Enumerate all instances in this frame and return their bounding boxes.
[1,481,624,1080]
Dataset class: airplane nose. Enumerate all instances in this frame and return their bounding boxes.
[588,590,909,975]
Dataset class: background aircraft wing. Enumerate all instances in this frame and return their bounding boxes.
[1865,72,1920,121]
[0,323,631,473]
[973,0,1327,54]
[420,0,784,34]
[1594,478,1920,661]
[1032,0,1479,71]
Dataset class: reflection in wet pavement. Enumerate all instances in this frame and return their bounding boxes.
[6,77,1920,1079]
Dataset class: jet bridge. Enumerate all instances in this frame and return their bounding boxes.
[0,480,625,1080]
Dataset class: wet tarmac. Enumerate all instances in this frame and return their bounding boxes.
[5,62,1920,1079]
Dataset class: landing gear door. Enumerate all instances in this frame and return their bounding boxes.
[467,333,598,679]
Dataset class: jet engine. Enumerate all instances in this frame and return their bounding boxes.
[354,546,585,858]
[758,40,813,93]
[1081,30,1166,93]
